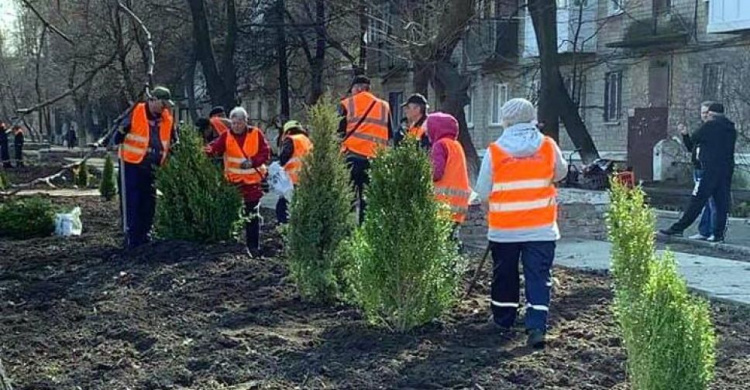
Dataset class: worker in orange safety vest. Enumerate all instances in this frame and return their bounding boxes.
[204,106,270,258]
[398,93,430,150]
[113,86,176,249]
[425,112,472,248]
[276,120,312,224]
[338,75,392,225]
[475,98,568,350]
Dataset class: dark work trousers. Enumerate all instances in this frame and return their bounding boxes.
[347,156,371,225]
[670,168,733,239]
[490,241,556,332]
[0,138,10,168]
[118,161,157,249]
[275,196,289,224]
[244,200,261,251]
[14,144,23,167]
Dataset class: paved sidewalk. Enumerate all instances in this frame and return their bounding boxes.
[556,238,750,305]
[655,209,750,248]
[1,189,100,197]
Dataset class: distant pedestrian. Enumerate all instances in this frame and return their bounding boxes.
[0,122,11,168]
[67,129,77,149]
[677,101,717,241]
[660,103,736,243]
[13,125,24,167]
[475,98,568,349]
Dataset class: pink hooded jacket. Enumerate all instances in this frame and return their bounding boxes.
[426,112,460,182]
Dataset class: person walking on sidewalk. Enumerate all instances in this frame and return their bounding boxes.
[678,101,717,240]
[660,102,736,243]
[114,86,176,249]
[205,106,270,258]
[475,98,568,349]
[13,125,24,167]
[338,75,392,225]
[276,120,312,224]
[426,112,471,248]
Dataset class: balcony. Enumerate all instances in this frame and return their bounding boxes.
[606,12,689,50]
[708,0,750,34]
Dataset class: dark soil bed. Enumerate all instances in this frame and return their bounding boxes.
[0,196,748,389]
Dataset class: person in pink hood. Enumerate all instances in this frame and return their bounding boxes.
[426,112,472,246]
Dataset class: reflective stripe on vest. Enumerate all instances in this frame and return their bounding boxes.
[488,137,557,231]
[224,129,267,185]
[341,92,390,158]
[284,134,313,185]
[119,102,173,165]
[434,138,471,224]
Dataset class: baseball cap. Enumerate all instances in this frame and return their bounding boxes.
[401,93,428,107]
[151,86,174,106]
[209,106,225,117]
[707,102,724,114]
[350,75,371,87]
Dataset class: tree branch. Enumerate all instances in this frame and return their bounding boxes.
[118,1,154,91]
[16,51,117,115]
[20,0,74,45]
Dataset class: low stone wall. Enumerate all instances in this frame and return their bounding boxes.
[461,188,611,249]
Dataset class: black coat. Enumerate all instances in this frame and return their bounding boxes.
[690,115,737,173]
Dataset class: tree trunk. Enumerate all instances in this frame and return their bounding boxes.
[308,0,326,105]
[432,62,479,176]
[528,0,599,163]
[413,61,430,98]
[357,1,367,74]
[185,57,200,122]
[276,0,290,119]
[187,0,235,109]
[221,0,238,106]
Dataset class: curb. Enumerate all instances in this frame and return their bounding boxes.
[655,234,750,258]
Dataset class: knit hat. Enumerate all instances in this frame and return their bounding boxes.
[151,86,174,106]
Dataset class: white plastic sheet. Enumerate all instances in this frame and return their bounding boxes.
[268,162,294,201]
[55,207,83,236]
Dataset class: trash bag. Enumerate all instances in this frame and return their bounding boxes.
[267,162,294,201]
[55,207,82,236]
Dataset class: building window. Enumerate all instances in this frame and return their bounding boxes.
[701,62,724,102]
[490,83,509,125]
[465,89,475,128]
[608,0,624,16]
[604,72,622,122]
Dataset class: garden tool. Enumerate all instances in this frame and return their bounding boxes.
[464,243,491,298]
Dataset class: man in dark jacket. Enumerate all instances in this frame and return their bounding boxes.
[678,101,716,240]
[660,103,736,242]
[0,122,11,168]
[395,93,430,149]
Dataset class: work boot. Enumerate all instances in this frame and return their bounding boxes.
[658,227,683,237]
[526,329,546,349]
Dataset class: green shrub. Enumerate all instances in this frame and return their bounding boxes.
[624,253,716,390]
[76,161,90,188]
[286,100,354,303]
[0,196,56,238]
[607,180,716,390]
[155,126,243,243]
[344,138,462,332]
[98,154,117,201]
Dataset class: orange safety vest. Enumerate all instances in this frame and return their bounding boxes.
[407,122,426,140]
[488,137,557,231]
[224,128,268,185]
[341,92,390,158]
[210,116,230,136]
[434,139,471,223]
[119,103,173,165]
[284,134,313,185]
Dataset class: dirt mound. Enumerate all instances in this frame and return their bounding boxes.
[0,196,748,389]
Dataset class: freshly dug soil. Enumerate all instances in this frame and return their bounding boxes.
[0,196,748,389]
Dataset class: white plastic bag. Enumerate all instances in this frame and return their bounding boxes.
[268,162,294,201]
[55,207,83,236]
